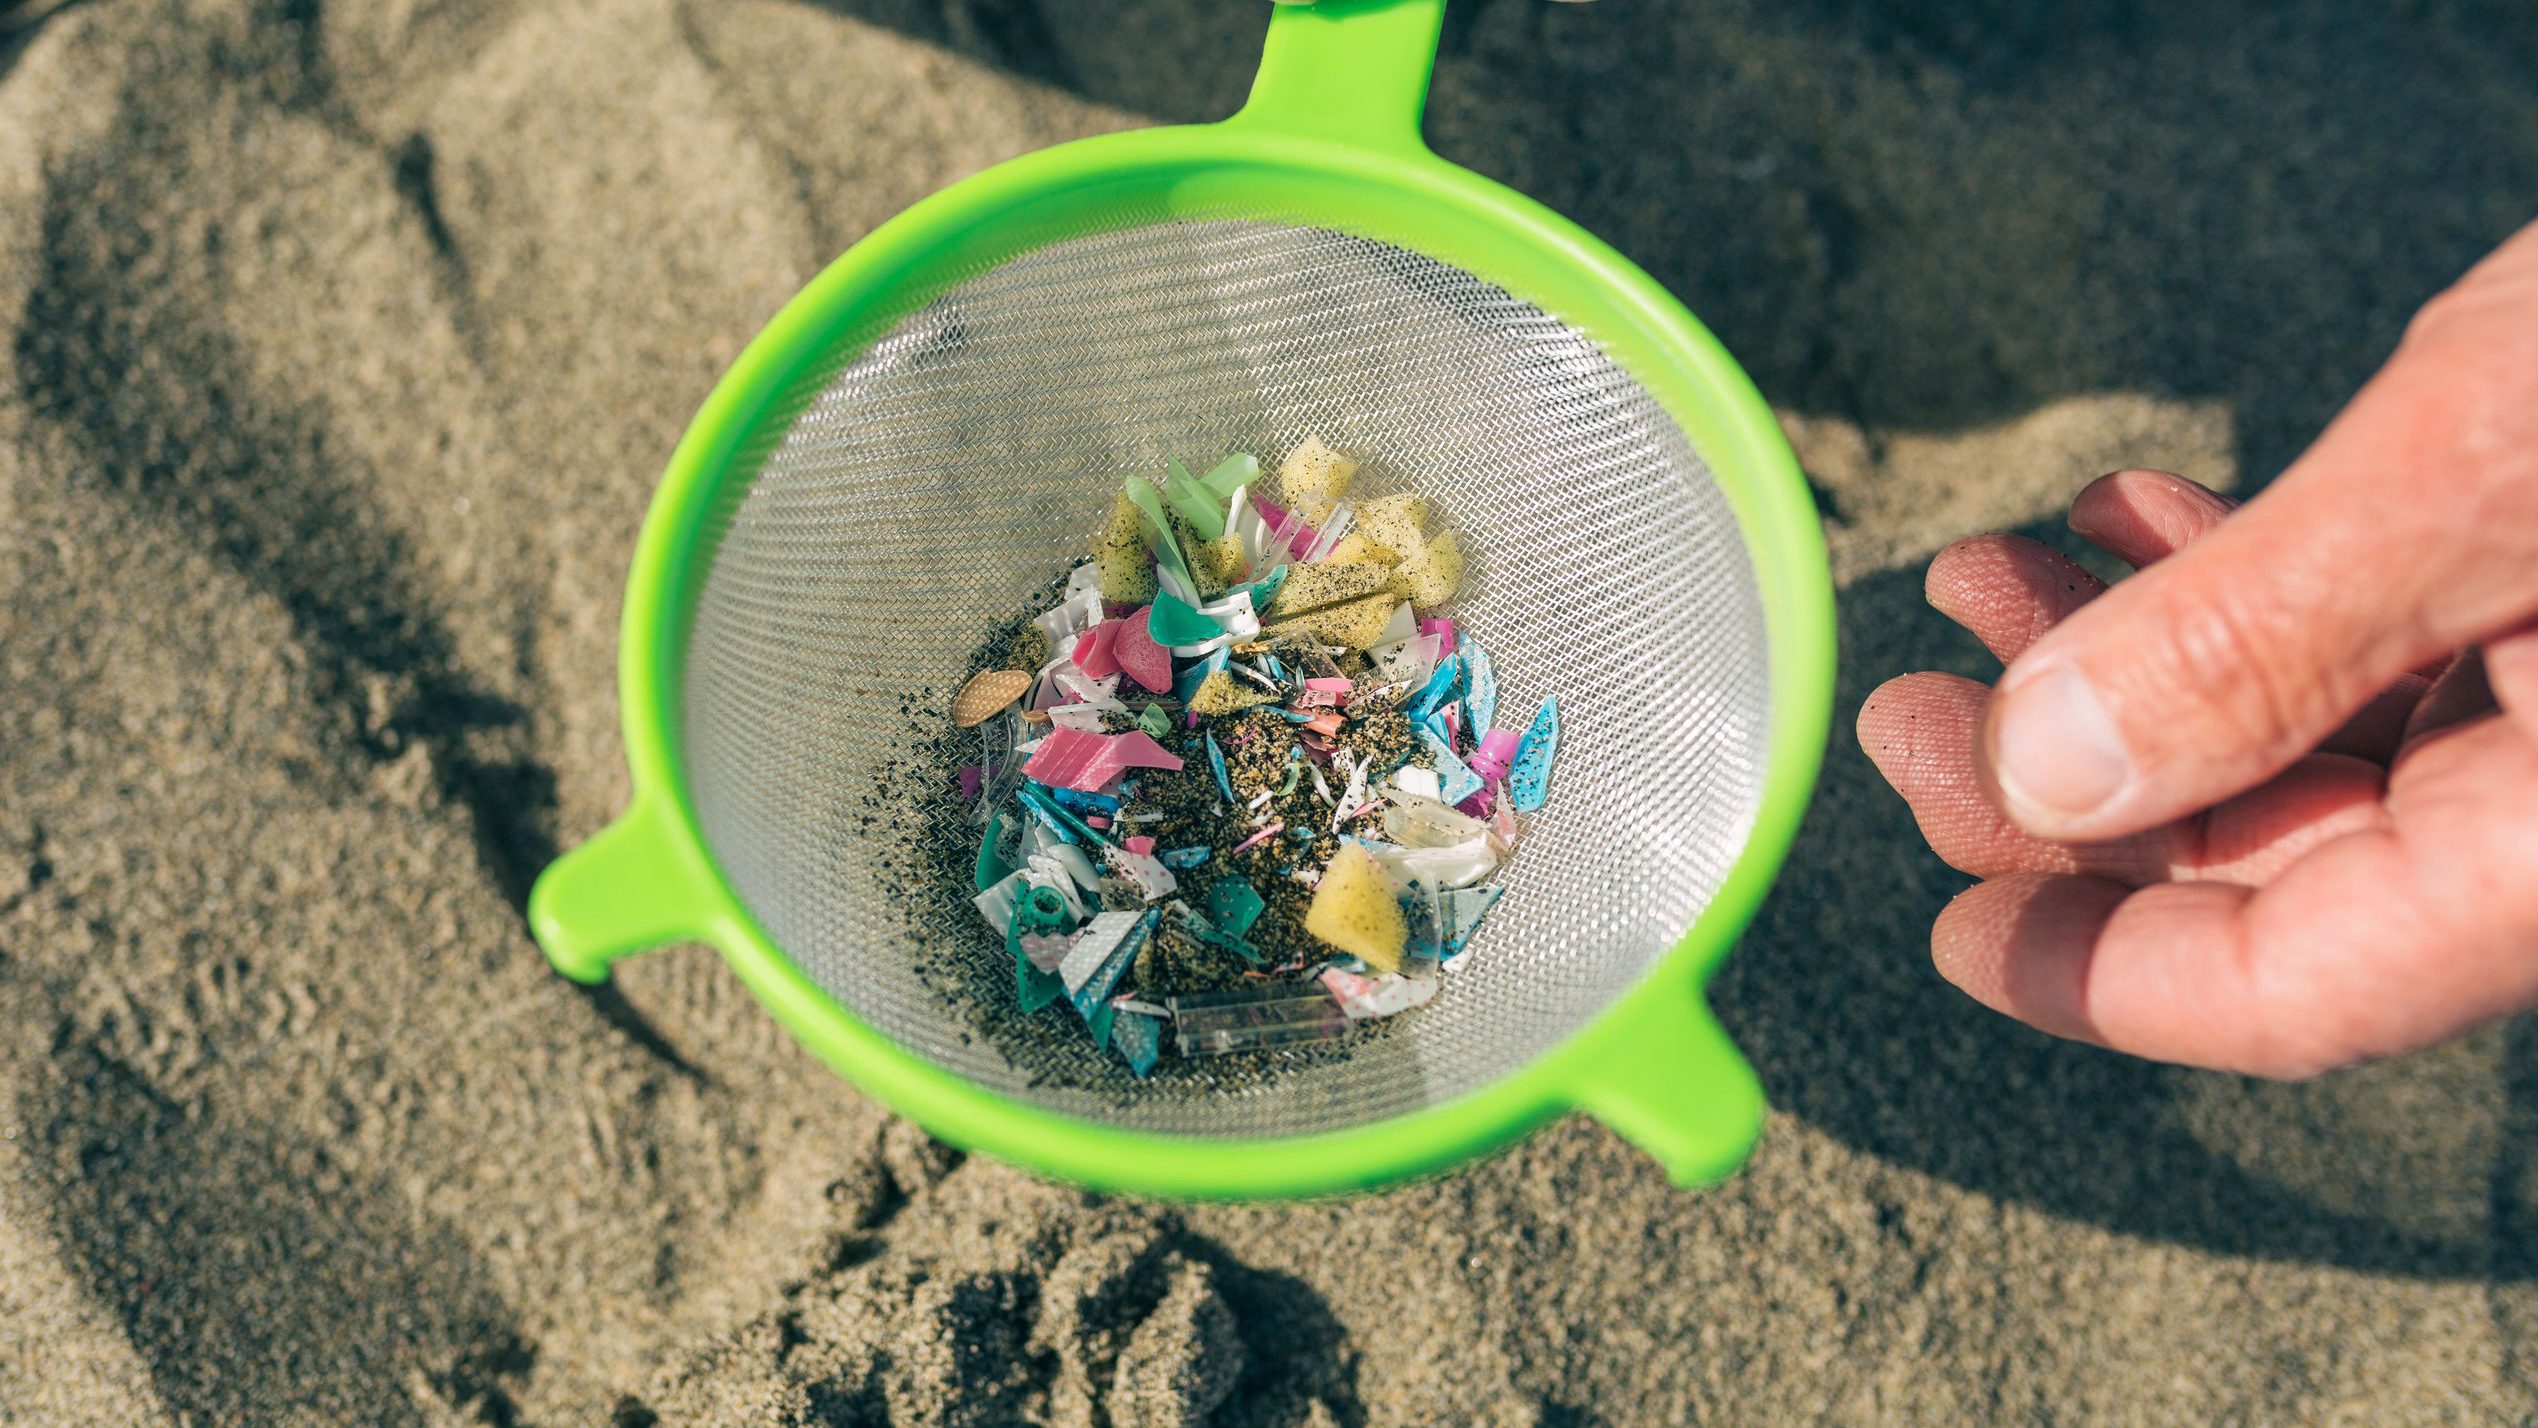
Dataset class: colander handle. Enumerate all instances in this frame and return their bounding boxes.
[527,798,728,983]
[1231,0,1447,153]
[1569,988,1768,1188]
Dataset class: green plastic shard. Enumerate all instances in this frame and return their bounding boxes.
[1122,476,1198,595]
[1136,702,1172,739]
[976,813,1018,891]
[1199,452,1261,502]
[1163,460,1228,541]
[1148,588,1223,646]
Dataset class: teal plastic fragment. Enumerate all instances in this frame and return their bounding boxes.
[1018,783,1104,846]
[1510,695,1560,813]
[1407,652,1464,723]
[1149,588,1223,646]
[976,813,1018,891]
[1137,703,1172,739]
[1111,1009,1162,1076]
[1205,876,1264,938]
[1008,888,1069,1014]
[1163,460,1228,540]
[1241,564,1288,610]
[1421,728,1485,804]
[1068,908,1156,1027]
[1159,846,1212,869]
[1199,452,1260,501]
[1458,635,1498,734]
[1123,477,1197,593]
[1204,730,1233,801]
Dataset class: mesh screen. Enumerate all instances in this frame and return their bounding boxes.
[681,219,1772,1137]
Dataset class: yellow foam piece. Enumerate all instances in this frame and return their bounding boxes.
[1278,435,1360,527]
[1390,528,1463,612]
[1352,491,1431,558]
[1265,560,1394,618]
[1188,669,1277,716]
[1323,531,1399,568]
[1303,843,1406,974]
[1096,490,1158,606]
[1262,592,1399,652]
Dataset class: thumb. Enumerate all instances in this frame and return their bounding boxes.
[1981,221,2538,840]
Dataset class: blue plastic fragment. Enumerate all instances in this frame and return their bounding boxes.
[1407,652,1465,723]
[1418,710,1451,747]
[1176,645,1230,702]
[1049,787,1122,816]
[1204,731,1232,801]
[1421,728,1485,805]
[1159,846,1212,869]
[1277,708,1317,723]
[1458,635,1498,735]
[1264,654,1288,684]
[1509,695,1560,813]
[1111,1009,1162,1076]
[1205,876,1265,938]
[1438,885,1503,956]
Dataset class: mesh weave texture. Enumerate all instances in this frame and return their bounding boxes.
[682,219,1771,1137]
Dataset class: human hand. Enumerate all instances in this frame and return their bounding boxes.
[1861,219,2538,1079]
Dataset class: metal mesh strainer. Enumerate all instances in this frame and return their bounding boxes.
[528,0,1832,1197]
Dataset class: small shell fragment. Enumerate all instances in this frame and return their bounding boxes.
[953,669,1032,728]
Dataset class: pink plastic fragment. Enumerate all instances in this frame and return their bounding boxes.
[1021,728,1185,792]
[1418,617,1455,648]
[1231,822,1285,855]
[1112,605,1174,694]
[1304,711,1345,737]
[1469,728,1521,781]
[1442,703,1463,745]
[1455,789,1491,818]
[1072,619,1124,679]
[1123,835,1157,856]
[1108,731,1184,772]
[1304,677,1353,693]
[956,765,984,799]
[1021,727,1111,790]
[1086,815,1111,829]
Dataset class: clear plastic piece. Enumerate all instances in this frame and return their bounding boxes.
[1380,790,1489,849]
[1169,985,1351,1056]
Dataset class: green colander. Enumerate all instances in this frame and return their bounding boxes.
[527,0,1833,1199]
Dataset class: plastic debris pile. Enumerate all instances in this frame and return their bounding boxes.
[953,438,1560,1074]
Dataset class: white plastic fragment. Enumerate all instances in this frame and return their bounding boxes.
[1104,846,1178,901]
[973,869,1031,934]
[1391,765,1442,802]
[1060,910,1147,994]
[1035,586,1103,647]
[1320,966,1439,1020]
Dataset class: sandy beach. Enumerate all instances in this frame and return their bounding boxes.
[4,0,2538,1421]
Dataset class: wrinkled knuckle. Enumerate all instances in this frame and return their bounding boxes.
[2143,583,2326,753]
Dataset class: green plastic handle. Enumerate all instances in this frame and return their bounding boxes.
[1230,0,1447,154]
[527,798,728,983]
[1568,984,1767,1187]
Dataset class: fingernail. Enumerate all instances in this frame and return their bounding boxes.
[1990,663,2131,823]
